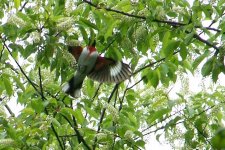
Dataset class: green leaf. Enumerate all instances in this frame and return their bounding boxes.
[150,70,160,88]
[22,44,37,58]
[12,76,25,91]
[3,76,13,96]
[73,109,85,124]
[31,99,44,113]
[167,62,177,82]
[212,60,223,82]
[61,108,85,124]
[52,118,61,127]
[17,12,31,23]
[211,128,225,149]
[21,108,35,116]
[156,134,161,142]
[180,43,187,60]
[162,31,171,47]
[135,140,145,148]
[2,24,18,41]
[185,130,194,144]
[192,50,210,70]
[79,18,98,30]
[148,108,171,124]
[14,0,21,9]
[79,26,88,44]
[127,112,137,127]
[201,57,215,77]
[85,106,99,119]
[86,79,94,97]
[184,32,195,44]
[6,125,17,139]
[163,40,180,57]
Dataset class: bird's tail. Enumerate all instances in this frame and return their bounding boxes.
[62,75,84,98]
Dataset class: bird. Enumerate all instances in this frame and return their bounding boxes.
[63,41,131,97]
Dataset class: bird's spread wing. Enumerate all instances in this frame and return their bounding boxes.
[87,56,131,83]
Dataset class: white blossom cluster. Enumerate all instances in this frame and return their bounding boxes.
[30,31,41,43]
[56,17,74,31]
[65,0,74,14]
[7,14,27,27]
[104,102,119,122]
[124,130,134,141]
[0,139,16,148]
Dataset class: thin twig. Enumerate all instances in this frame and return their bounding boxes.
[195,126,213,147]
[140,104,217,138]
[61,114,92,150]
[92,83,102,100]
[0,47,4,61]
[93,84,119,150]
[0,97,15,117]
[101,33,119,53]
[193,34,219,52]
[2,39,41,96]
[83,0,221,53]
[51,123,65,150]
[133,51,179,75]
[83,0,146,20]
[59,134,77,138]
[1,38,65,150]
[38,67,45,101]
[83,0,223,34]
[19,1,28,12]
[4,104,15,117]
[119,78,144,112]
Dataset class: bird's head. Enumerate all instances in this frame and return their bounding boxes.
[87,39,96,53]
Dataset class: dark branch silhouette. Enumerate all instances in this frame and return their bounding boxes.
[93,84,119,150]
[83,0,221,54]
[0,97,15,117]
[1,38,65,150]
[61,114,92,150]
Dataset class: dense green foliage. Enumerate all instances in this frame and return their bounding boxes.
[0,0,225,149]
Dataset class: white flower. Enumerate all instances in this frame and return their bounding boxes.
[8,14,27,27]
[65,0,74,14]
[124,130,134,141]
[30,31,41,43]
[56,17,74,31]
[106,103,119,122]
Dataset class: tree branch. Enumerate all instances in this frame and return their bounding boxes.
[61,114,92,150]
[83,0,221,53]
[1,38,65,150]
[59,134,77,138]
[51,123,65,150]
[0,97,15,117]
[141,103,217,139]
[38,67,45,101]
[2,39,41,96]
[93,84,119,150]
[82,0,223,34]
[193,33,220,52]
[83,0,146,19]
[119,77,144,112]
[133,50,180,75]
[4,103,15,117]
[19,1,28,12]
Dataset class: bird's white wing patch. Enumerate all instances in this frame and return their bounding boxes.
[110,61,122,77]
[62,83,69,92]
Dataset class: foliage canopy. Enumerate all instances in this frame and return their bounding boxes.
[1,0,225,149]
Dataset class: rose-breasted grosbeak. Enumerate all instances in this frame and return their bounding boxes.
[63,42,131,97]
